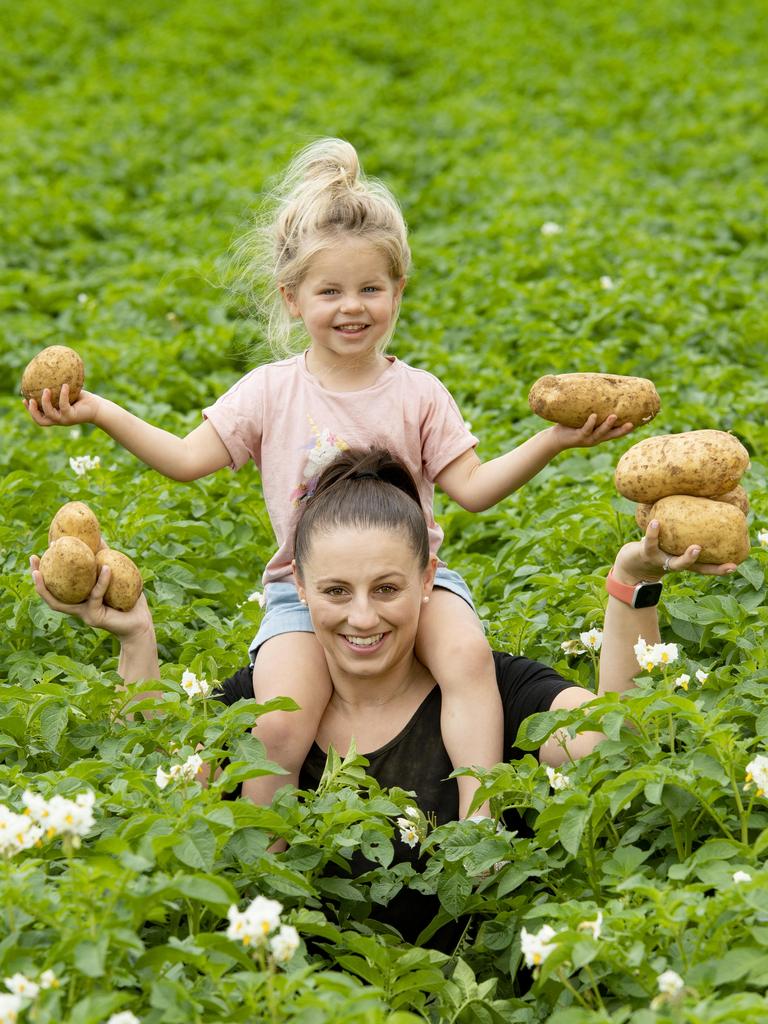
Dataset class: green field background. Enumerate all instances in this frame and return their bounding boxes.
[2,1,768,1019]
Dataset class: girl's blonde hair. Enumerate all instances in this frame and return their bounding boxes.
[232,138,411,357]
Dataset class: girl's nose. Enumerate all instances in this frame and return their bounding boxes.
[339,293,364,314]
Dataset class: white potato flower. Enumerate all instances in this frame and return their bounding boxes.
[560,639,584,656]
[520,924,557,968]
[38,971,58,990]
[180,670,212,699]
[656,969,684,996]
[269,924,300,964]
[634,638,678,672]
[545,765,571,791]
[732,870,751,884]
[577,910,603,940]
[599,275,615,290]
[0,804,44,857]
[757,530,768,549]
[45,792,95,840]
[398,820,421,848]
[674,674,690,690]
[106,1013,141,1024]
[656,643,679,665]
[0,994,22,1024]
[695,669,709,683]
[4,975,39,999]
[540,221,562,236]
[247,589,266,608]
[69,454,101,477]
[579,628,603,651]
[227,895,284,947]
[744,754,768,797]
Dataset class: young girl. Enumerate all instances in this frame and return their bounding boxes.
[25,138,633,819]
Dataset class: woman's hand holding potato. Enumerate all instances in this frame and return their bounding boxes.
[613,519,739,585]
[30,555,152,640]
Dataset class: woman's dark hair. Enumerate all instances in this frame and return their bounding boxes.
[293,448,430,576]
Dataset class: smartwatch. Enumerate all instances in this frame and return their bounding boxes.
[606,567,663,608]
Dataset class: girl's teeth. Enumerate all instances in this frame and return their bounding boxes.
[345,634,383,647]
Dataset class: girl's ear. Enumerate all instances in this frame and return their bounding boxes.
[280,284,301,319]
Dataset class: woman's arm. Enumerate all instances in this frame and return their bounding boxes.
[435,416,633,513]
[540,521,736,765]
[24,386,231,482]
[30,556,160,689]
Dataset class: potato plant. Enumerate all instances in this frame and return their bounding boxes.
[1,0,767,1021]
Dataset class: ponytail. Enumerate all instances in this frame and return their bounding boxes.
[293,448,429,576]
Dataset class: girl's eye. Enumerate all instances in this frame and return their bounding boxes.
[362,286,380,293]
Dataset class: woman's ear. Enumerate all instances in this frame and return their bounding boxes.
[292,560,307,603]
[422,555,438,598]
[280,284,301,319]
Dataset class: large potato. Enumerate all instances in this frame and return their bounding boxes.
[96,549,143,611]
[635,484,749,531]
[528,373,660,428]
[650,495,750,565]
[615,430,749,503]
[40,537,98,603]
[21,345,85,409]
[49,501,101,554]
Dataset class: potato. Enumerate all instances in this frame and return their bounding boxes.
[712,484,749,516]
[96,549,143,611]
[40,537,98,603]
[615,430,749,503]
[21,345,84,409]
[650,495,750,565]
[635,484,749,531]
[528,372,660,428]
[48,501,101,554]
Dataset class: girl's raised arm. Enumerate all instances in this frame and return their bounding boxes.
[25,384,231,481]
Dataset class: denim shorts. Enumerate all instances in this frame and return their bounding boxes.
[248,566,475,661]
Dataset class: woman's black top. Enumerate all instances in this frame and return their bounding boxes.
[216,652,572,944]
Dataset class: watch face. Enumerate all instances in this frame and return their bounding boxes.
[633,582,663,608]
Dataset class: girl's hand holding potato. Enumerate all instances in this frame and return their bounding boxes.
[24,384,101,428]
[550,412,635,450]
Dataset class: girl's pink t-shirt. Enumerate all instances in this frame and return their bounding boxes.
[203,354,478,585]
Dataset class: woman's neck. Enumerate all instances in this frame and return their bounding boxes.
[315,653,436,755]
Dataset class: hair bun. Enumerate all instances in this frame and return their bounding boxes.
[303,139,360,190]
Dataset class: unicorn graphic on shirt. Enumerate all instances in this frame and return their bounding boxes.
[290,418,350,504]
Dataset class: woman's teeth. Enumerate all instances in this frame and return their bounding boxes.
[345,633,383,647]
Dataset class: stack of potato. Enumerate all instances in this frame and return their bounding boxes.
[614,430,751,564]
[39,502,143,609]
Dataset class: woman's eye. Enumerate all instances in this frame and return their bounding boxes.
[377,585,398,595]
[325,587,346,596]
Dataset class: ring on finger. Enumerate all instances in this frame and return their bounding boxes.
[662,556,673,573]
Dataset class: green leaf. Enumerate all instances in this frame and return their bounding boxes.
[172,820,216,871]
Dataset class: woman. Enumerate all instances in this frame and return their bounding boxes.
[30,449,734,938]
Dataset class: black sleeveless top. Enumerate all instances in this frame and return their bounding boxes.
[217,652,571,944]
